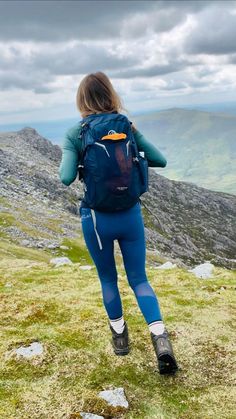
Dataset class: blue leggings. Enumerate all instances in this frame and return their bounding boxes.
[79,201,163,324]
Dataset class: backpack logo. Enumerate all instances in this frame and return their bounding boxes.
[108,130,116,135]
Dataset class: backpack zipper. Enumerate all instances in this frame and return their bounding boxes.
[94,142,110,157]
[126,140,130,156]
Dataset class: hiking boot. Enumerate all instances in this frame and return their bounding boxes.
[109,320,130,356]
[150,329,179,375]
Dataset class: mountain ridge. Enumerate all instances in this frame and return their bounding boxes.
[0,127,235,269]
[134,108,236,195]
[1,108,235,196]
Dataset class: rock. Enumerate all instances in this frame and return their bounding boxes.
[50,257,73,266]
[80,413,104,419]
[36,240,60,249]
[14,342,43,358]
[156,261,177,269]
[79,265,93,270]
[47,243,59,249]
[5,282,13,287]
[59,245,69,250]
[188,262,214,278]
[98,387,129,408]
[21,239,31,246]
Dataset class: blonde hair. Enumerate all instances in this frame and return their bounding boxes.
[76,72,124,118]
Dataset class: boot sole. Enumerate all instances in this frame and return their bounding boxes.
[114,349,130,356]
[112,343,130,356]
[158,353,179,375]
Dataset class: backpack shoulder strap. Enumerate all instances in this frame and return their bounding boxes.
[77,118,96,181]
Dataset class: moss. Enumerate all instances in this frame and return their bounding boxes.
[141,206,154,228]
[187,226,203,239]
[79,308,95,320]
[157,385,204,418]
[0,211,15,227]
[41,219,64,233]
[0,239,51,262]
[19,301,72,327]
[55,329,90,350]
[15,220,52,239]
[0,245,235,418]
[55,238,93,264]
[0,197,11,208]
[6,176,20,186]
[2,355,55,381]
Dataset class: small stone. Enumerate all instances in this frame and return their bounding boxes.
[98,387,129,408]
[156,261,177,269]
[50,257,73,266]
[21,239,31,246]
[5,282,13,288]
[36,242,44,248]
[59,245,69,250]
[47,243,59,249]
[79,265,93,270]
[14,342,43,358]
[80,413,104,419]
[188,262,214,278]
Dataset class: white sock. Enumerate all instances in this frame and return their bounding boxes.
[109,315,125,334]
[148,320,165,336]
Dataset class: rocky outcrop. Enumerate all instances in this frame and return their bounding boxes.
[0,128,80,212]
[141,173,236,268]
[0,127,235,269]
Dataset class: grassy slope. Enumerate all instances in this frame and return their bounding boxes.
[0,241,235,419]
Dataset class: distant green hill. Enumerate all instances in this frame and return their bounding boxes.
[135,108,236,194]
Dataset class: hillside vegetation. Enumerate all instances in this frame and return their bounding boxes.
[135,108,236,195]
[0,240,235,418]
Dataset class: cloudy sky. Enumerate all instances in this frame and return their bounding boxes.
[0,0,236,124]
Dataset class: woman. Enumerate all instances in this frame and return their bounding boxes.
[59,72,178,375]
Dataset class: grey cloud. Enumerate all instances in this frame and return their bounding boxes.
[160,81,188,91]
[0,0,212,42]
[162,79,209,90]
[110,59,190,79]
[185,4,236,55]
[0,39,201,93]
[121,8,187,38]
[228,54,236,64]
[0,42,141,92]
[0,0,157,42]
[32,44,140,75]
[0,0,235,96]
[0,69,55,93]
[123,1,214,38]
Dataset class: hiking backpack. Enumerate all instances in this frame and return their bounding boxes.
[77,112,149,212]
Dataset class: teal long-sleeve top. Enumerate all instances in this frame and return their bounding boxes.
[59,122,167,186]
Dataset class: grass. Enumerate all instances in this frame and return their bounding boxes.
[55,238,94,264]
[0,238,52,263]
[0,242,235,419]
[0,211,16,227]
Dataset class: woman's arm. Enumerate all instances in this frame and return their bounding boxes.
[132,125,167,168]
[58,124,82,186]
